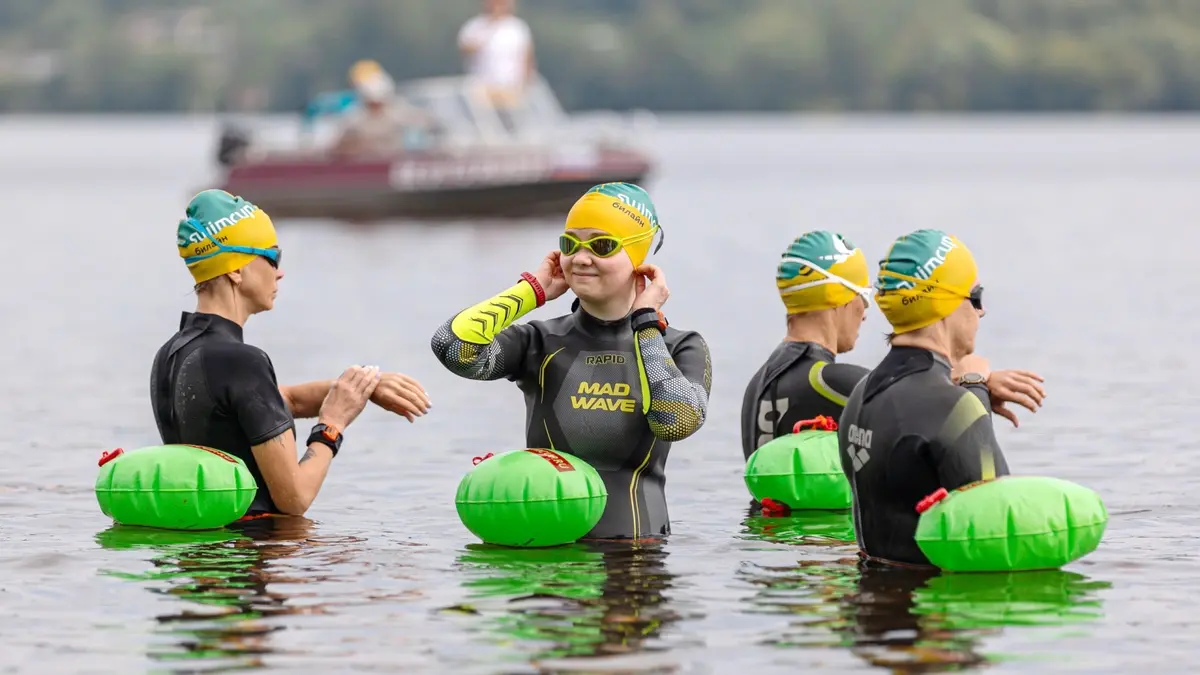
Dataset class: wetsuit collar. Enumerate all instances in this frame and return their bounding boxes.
[570,297,632,336]
[860,346,951,405]
[179,311,245,343]
[788,340,835,363]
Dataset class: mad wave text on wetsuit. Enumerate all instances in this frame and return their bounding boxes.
[571,381,637,412]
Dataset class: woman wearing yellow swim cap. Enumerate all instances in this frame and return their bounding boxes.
[153,190,431,518]
[431,182,712,541]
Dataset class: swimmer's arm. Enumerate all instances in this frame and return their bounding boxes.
[635,329,712,442]
[430,280,540,381]
[929,390,1011,490]
[252,430,334,516]
[279,380,332,419]
[814,362,871,408]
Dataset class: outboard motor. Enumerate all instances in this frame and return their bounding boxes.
[215,125,251,167]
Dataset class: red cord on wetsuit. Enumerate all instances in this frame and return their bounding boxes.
[472,452,495,466]
[793,415,838,433]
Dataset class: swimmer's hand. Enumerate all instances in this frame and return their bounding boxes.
[318,365,381,431]
[986,369,1046,428]
[370,371,432,423]
[632,264,670,311]
[533,250,570,302]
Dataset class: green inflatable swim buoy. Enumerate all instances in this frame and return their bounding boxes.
[914,476,1108,573]
[744,416,852,511]
[455,448,608,548]
[94,445,258,530]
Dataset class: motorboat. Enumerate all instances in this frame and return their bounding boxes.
[208,75,656,221]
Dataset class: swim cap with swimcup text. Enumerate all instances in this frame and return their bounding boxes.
[875,229,978,334]
[563,182,662,267]
[177,190,278,284]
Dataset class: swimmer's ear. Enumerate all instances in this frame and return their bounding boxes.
[227,269,243,287]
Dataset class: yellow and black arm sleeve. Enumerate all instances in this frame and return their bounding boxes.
[430,280,539,381]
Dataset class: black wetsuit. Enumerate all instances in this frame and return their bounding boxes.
[740,341,868,460]
[150,312,295,515]
[838,346,1010,566]
[431,280,712,540]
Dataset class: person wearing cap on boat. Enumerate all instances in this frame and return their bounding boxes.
[458,0,536,126]
[430,182,711,541]
[151,190,432,518]
[838,229,1046,567]
[740,231,872,512]
[331,60,432,158]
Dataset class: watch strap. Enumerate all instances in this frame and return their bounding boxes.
[630,307,667,334]
[307,423,343,457]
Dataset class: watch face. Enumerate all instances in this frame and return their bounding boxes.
[960,373,984,384]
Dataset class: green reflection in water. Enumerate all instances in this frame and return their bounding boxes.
[447,540,680,663]
[742,554,1111,673]
[95,517,322,672]
[740,510,857,546]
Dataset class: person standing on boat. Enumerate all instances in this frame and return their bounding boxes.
[740,231,872,510]
[331,60,432,158]
[838,229,1046,567]
[457,0,536,125]
[430,183,712,541]
[151,189,432,518]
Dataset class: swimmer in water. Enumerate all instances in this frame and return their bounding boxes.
[151,190,431,517]
[838,229,1046,567]
[430,182,712,540]
[741,231,872,484]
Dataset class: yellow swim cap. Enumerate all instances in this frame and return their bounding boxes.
[775,231,870,314]
[348,60,383,85]
[177,190,278,284]
[563,183,662,267]
[875,229,979,334]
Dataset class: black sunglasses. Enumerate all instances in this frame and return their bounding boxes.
[969,284,984,311]
[261,248,282,269]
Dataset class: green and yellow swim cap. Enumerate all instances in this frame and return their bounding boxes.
[875,229,978,334]
[563,182,662,267]
[776,231,870,314]
[177,190,278,284]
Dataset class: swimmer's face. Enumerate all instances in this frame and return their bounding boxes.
[947,293,983,357]
[835,293,868,353]
[560,227,634,304]
[236,250,284,314]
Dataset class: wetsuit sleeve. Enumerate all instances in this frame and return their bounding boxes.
[210,346,295,445]
[810,361,870,408]
[927,389,1011,489]
[635,329,712,442]
[430,280,539,382]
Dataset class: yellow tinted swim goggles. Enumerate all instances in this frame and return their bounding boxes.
[559,228,658,258]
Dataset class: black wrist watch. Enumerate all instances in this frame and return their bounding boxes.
[956,372,988,386]
[307,423,343,457]
[630,307,667,335]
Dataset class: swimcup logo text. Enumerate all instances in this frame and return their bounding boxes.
[178,203,259,246]
[614,192,657,229]
[890,235,956,290]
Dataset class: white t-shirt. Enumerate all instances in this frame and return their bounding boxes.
[457,14,533,90]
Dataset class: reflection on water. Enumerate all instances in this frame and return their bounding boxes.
[740,509,857,547]
[94,517,355,672]
[736,510,1112,673]
[446,541,679,665]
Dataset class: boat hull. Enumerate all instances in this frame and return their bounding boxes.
[211,149,652,221]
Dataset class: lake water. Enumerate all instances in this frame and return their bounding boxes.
[1,114,1197,673]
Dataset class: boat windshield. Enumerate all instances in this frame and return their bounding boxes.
[398,75,567,146]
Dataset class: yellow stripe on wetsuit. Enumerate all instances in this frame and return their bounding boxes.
[939,390,995,480]
[808,361,848,407]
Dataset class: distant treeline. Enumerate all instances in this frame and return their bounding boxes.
[3,0,1200,113]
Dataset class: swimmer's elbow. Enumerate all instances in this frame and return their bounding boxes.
[648,398,708,442]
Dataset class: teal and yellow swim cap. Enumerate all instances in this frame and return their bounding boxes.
[563,182,662,267]
[875,229,979,334]
[776,231,870,314]
[177,190,278,284]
